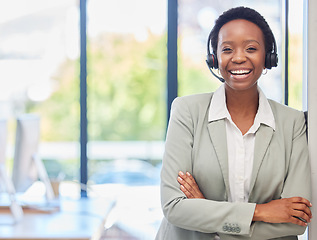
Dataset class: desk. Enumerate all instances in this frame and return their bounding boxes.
[0,197,113,240]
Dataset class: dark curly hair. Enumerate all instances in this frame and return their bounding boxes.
[209,6,276,56]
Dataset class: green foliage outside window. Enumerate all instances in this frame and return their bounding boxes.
[87,33,167,141]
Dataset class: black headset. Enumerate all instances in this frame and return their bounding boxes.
[206,28,278,82]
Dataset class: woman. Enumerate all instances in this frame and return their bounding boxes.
[156,6,312,240]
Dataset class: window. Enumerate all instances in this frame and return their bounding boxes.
[0,0,80,182]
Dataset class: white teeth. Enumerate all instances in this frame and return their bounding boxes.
[230,70,250,75]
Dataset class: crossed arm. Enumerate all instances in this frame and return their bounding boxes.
[177,171,313,227]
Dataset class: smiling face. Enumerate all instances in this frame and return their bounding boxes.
[217,19,266,92]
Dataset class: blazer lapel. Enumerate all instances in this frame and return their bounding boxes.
[207,120,230,198]
[249,124,274,196]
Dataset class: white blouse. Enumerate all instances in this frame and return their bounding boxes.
[208,84,275,203]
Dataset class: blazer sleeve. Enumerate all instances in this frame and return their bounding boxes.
[218,111,311,239]
[160,97,256,236]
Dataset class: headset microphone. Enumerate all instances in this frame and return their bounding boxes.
[205,60,225,83]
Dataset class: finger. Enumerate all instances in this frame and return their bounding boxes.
[290,216,308,227]
[178,176,194,192]
[181,178,194,193]
[179,171,194,185]
[183,177,201,196]
[291,197,312,207]
[178,171,205,199]
[293,203,313,218]
[179,171,194,184]
[186,172,196,182]
[178,172,196,191]
[178,176,195,197]
[186,172,200,187]
[292,208,311,223]
[291,205,311,223]
[184,172,200,188]
[179,177,201,198]
[184,172,206,198]
[178,176,195,193]
[177,176,184,185]
[178,172,190,184]
[178,171,186,181]
[180,184,194,198]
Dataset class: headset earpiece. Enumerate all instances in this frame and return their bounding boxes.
[265,52,278,69]
[265,36,278,69]
[206,34,223,82]
[206,53,219,69]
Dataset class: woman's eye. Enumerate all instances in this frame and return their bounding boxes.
[247,47,257,52]
[222,48,232,53]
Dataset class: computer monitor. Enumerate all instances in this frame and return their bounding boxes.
[0,119,7,165]
[0,119,23,221]
[0,119,9,195]
[11,114,54,201]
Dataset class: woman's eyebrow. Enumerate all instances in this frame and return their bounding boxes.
[219,41,234,46]
[243,39,261,45]
[219,39,261,47]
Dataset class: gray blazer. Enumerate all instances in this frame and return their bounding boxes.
[156,92,311,240]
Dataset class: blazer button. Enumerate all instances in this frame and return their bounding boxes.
[223,225,228,231]
[236,227,241,233]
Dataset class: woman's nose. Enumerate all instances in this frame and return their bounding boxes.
[231,50,247,63]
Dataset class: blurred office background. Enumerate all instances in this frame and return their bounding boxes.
[0,0,306,239]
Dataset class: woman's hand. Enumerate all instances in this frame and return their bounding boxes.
[253,197,313,226]
[177,171,205,199]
